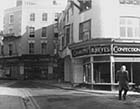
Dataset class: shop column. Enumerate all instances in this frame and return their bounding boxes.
[90,57,94,89]
[110,56,115,90]
[19,64,24,80]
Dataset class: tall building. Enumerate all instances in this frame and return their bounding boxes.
[58,0,140,90]
[0,0,65,80]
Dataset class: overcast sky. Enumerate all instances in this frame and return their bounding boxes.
[0,0,67,30]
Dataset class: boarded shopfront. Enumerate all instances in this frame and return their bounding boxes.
[70,39,140,90]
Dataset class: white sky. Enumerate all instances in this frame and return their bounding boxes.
[0,0,67,30]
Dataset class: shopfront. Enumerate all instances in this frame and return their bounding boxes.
[70,40,140,90]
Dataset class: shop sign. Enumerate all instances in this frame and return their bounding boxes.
[90,45,111,54]
[72,47,89,57]
[113,45,140,54]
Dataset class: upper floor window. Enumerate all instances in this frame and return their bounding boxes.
[120,0,140,5]
[79,20,91,41]
[30,13,35,21]
[42,13,48,21]
[29,27,35,37]
[42,27,47,37]
[8,44,13,56]
[78,0,92,12]
[65,26,70,46]
[120,17,140,38]
[9,15,14,24]
[29,42,34,54]
[41,42,47,54]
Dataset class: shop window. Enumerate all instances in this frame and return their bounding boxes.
[79,20,91,41]
[30,13,35,21]
[120,17,140,38]
[83,64,91,83]
[94,63,110,83]
[115,63,131,83]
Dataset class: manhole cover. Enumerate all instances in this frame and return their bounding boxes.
[47,97,70,102]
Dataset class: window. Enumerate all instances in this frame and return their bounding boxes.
[29,27,35,37]
[30,13,35,21]
[65,26,70,46]
[8,44,13,56]
[29,42,34,54]
[42,27,47,37]
[78,0,92,12]
[62,36,65,48]
[120,17,140,38]
[71,23,73,43]
[94,63,110,83]
[9,15,14,24]
[79,20,91,41]
[42,13,47,21]
[41,42,47,54]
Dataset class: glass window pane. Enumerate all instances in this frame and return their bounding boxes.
[127,27,133,37]
[135,27,140,37]
[127,19,132,25]
[120,27,126,37]
[120,18,125,25]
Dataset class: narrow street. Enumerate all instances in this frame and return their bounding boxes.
[0,80,139,109]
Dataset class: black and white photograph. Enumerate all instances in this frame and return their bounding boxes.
[0,0,140,109]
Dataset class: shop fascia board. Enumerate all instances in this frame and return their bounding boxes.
[69,38,113,49]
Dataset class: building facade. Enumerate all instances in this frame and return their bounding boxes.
[58,0,140,90]
[0,0,64,80]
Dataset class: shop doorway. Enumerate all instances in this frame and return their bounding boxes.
[133,63,140,85]
[115,63,131,83]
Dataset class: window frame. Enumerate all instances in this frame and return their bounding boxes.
[65,25,70,46]
[42,13,48,21]
[41,42,47,54]
[29,27,35,38]
[42,27,47,37]
[9,14,14,24]
[30,13,35,21]
[29,42,35,54]
[79,19,91,41]
[8,43,13,56]
[120,17,140,38]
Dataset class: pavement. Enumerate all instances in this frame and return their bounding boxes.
[35,80,140,96]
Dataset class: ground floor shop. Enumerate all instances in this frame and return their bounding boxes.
[63,39,140,90]
[0,55,62,80]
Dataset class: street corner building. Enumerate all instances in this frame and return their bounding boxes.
[58,0,140,90]
[0,0,64,80]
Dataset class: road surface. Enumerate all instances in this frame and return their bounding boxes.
[0,80,140,109]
